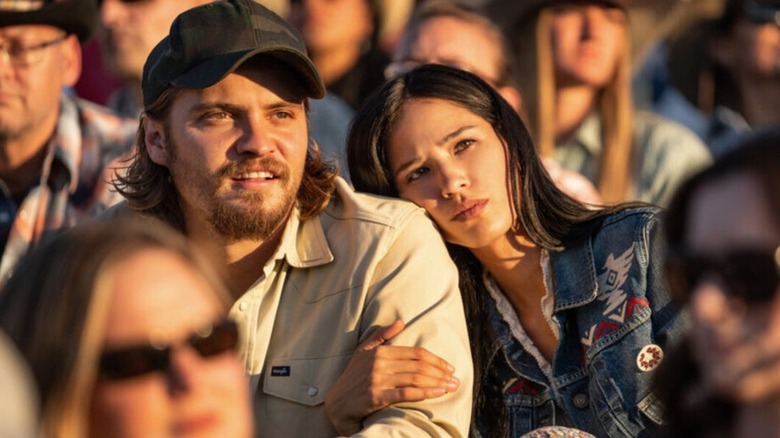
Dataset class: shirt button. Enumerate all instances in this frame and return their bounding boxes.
[573,393,589,409]
[307,386,318,397]
[238,302,248,312]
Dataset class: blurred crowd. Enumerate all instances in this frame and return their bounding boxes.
[0,0,778,437]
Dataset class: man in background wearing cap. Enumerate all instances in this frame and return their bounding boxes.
[0,0,136,284]
[113,0,472,436]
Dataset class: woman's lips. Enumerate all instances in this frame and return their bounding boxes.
[451,199,488,221]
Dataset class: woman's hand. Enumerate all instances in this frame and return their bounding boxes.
[324,320,461,435]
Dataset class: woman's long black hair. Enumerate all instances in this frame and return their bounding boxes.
[347,64,629,435]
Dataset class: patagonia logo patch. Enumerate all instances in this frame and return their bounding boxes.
[271,366,291,377]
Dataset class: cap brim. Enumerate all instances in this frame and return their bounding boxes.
[171,47,325,99]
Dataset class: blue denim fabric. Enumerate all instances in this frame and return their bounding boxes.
[481,207,685,437]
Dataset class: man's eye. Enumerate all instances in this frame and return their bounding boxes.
[273,111,294,120]
[205,112,231,120]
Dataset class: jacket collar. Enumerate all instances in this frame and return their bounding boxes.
[549,235,599,311]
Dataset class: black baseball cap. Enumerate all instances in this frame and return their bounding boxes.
[142,0,325,108]
[0,0,98,43]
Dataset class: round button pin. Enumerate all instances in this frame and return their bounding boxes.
[636,344,664,372]
[573,393,589,409]
[308,386,318,397]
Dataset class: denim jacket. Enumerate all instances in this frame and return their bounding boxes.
[481,207,684,437]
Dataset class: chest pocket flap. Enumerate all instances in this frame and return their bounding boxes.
[262,353,352,407]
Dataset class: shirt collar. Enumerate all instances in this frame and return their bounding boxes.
[276,205,334,269]
[48,96,82,193]
[570,111,603,157]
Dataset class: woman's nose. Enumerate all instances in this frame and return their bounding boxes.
[439,166,468,199]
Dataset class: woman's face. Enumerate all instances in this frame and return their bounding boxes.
[549,3,627,89]
[386,97,514,250]
[685,172,780,402]
[89,249,252,438]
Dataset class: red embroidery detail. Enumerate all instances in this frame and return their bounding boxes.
[626,297,650,319]
[593,321,620,341]
[505,378,540,395]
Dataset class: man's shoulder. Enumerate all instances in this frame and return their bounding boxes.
[66,95,137,150]
[322,178,431,230]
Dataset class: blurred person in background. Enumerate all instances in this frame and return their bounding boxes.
[0,329,38,438]
[656,130,780,437]
[288,0,389,110]
[665,0,780,157]
[388,0,602,205]
[98,0,213,118]
[0,217,253,438]
[0,0,136,285]
[487,0,711,206]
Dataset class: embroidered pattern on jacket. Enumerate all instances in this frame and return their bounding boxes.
[580,243,649,353]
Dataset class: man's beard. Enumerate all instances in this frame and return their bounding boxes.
[208,160,298,240]
[167,137,301,241]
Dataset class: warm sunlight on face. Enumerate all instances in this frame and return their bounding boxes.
[387,97,514,250]
[549,4,626,88]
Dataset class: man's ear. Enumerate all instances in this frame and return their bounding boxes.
[60,35,81,88]
[143,116,170,166]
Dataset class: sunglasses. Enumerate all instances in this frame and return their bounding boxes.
[665,246,780,303]
[98,319,239,381]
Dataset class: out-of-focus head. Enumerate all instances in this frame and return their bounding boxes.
[98,0,212,83]
[0,217,252,438]
[387,0,521,111]
[0,0,93,141]
[0,0,98,43]
[664,130,780,402]
[711,0,780,81]
[287,0,378,56]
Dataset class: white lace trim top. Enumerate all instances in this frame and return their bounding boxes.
[484,249,560,381]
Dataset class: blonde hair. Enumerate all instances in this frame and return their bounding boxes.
[0,217,231,437]
[515,7,635,204]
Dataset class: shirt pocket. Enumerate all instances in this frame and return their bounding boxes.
[262,353,352,407]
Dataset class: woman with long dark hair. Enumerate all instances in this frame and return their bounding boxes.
[333,64,682,437]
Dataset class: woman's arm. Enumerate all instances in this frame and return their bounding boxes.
[324,320,461,435]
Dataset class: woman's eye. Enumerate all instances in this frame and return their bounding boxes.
[454,139,475,153]
[407,167,430,182]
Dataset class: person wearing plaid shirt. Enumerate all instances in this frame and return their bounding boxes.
[0,0,136,284]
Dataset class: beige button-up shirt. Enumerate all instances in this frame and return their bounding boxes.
[229,178,473,437]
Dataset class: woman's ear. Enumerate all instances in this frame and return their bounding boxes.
[143,116,170,167]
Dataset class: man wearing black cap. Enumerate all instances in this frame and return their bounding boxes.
[0,0,136,283]
[113,1,472,436]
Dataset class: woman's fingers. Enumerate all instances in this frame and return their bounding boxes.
[358,319,406,352]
